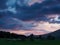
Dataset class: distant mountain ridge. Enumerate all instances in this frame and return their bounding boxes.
[43,29,60,39]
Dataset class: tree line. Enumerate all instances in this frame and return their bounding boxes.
[0,31,56,41]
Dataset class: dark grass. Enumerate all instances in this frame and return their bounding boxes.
[0,39,60,45]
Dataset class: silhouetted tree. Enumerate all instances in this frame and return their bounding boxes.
[0,31,10,38]
[39,35,43,40]
[29,34,34,41]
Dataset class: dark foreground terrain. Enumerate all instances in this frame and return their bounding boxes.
[0,39,60,45]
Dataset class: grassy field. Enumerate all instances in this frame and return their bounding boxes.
[0,39,60,45]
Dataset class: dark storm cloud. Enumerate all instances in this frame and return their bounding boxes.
[0,0,7,9]
[12,0,60,21]
[0,0,60,21]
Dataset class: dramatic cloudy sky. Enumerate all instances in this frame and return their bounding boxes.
[0,0,60,35]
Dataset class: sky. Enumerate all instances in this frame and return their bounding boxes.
[0,0,60,35]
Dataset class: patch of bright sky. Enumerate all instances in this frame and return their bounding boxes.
[28,0,45,6]
[0,20,60,35]
[46,14,60,22]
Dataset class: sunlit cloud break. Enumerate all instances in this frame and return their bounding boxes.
[46,14,60,22]
[0,18,60,35]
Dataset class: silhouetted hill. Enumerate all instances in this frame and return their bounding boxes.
[43,29,60,39]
